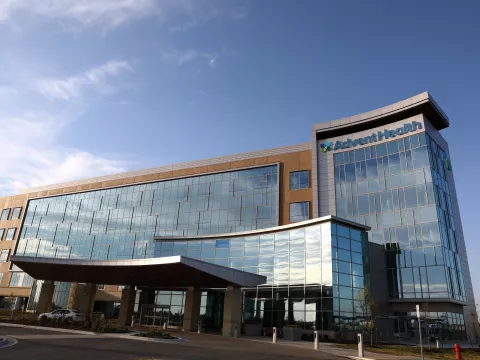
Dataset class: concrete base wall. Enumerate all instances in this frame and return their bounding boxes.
[118,286,136,326]
[222,286,242,337]
[36,281,55,314]
[183,287,201,331]
[67,282,97,318]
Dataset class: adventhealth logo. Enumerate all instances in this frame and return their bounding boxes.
[320,121,422,153]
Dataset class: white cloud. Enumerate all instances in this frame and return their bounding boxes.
[34,60,132,101]
[0,111,126,195]
[0,1,248,33]
[230,6,249,20]
[162,48,217,67]
[0,86,18,98]
[0,59,132,196]
[0,0,158,29]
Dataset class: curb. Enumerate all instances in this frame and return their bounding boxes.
[0,323,188,344]
[0,336,18,349]
[0,322,96,335]
[101,333,188,343]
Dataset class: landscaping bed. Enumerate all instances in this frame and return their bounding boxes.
[134,330,178,340]
[336,343,480,360]
[0,311,127,333]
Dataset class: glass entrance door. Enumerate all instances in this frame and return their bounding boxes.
[141,304,170,326]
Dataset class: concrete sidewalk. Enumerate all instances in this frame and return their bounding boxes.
[240,336,426,360]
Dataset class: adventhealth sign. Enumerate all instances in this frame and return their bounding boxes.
[320,121,422,153]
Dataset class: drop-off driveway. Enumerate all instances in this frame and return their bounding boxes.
[0,326,343,360]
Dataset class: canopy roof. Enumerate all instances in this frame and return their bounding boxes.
[10,255,266,288]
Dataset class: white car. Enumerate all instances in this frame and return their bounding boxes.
[38,309,85,321]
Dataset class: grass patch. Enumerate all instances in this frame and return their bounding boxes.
[336,344,480,360]
[134,330,178,340]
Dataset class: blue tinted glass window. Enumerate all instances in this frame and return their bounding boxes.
[0,249,9,262]
[338,249,351,262]
[289,202,309,223]
[345,164,355,182]
[11,207,21,220]
[215,240,229,248]
[337,225,350,238]
[290,170,309,190]
[389,154,401,174]
[355,148,365,161]
[5,228,15,240]
[0,209,10,220]
[387,140,399,154]
[351,252,363,264]
[334,153,344,165]
[412,147,430,169]
[366,159,378,178]
[410,134,420,149]
[421,222,441,246]
[337,237,350,250]
[376,144,387,157]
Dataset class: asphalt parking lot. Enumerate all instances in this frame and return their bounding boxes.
[0,327,343,360]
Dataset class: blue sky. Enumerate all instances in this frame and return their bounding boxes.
[1,1,480,302]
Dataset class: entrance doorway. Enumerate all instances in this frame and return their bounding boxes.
[140,304,170,326]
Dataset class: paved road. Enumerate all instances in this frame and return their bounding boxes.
[0,327,343,360]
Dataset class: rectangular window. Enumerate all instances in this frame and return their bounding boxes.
[8,272,32,287]
[0,208,10,221]
[289,202,309,223]
[0,249,9,262]
[97,284,105,290]
[0,229,4,240]
[0,272,3,285]
[5,228,16,241]
[289,170,309,190]
[11,207,22,220]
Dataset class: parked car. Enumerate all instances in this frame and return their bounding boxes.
[38,309,85,321]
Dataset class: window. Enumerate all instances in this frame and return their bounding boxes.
[289,202,309,223]
[97,284,105,290]
[0,249,9,262]
[0,273,3,285]
[0,229,4,240]
[0,208,10,220]
[5,228,16,241]
[9,272,32,287]
[290,170,309,190]
[11,207,22,220]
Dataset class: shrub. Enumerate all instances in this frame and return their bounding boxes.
[98,325,129,333]
[135,330,177,339]
[38,315,48,326]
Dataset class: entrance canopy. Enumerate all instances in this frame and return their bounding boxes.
[10,255,266,288]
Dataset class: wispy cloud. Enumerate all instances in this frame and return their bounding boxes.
[0,59,132,195]
[0,1,249,33]
[162,48,218,67]
[230,6,249,20]
[0,86,18,98]
[34,60,132,101]
[0,109,127,195]
[0,0,158,30]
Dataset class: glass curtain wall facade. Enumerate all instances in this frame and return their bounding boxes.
[333,131,466,328]
[16,165,278,310]
[156,220,369,332]
[17,165,278,261]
